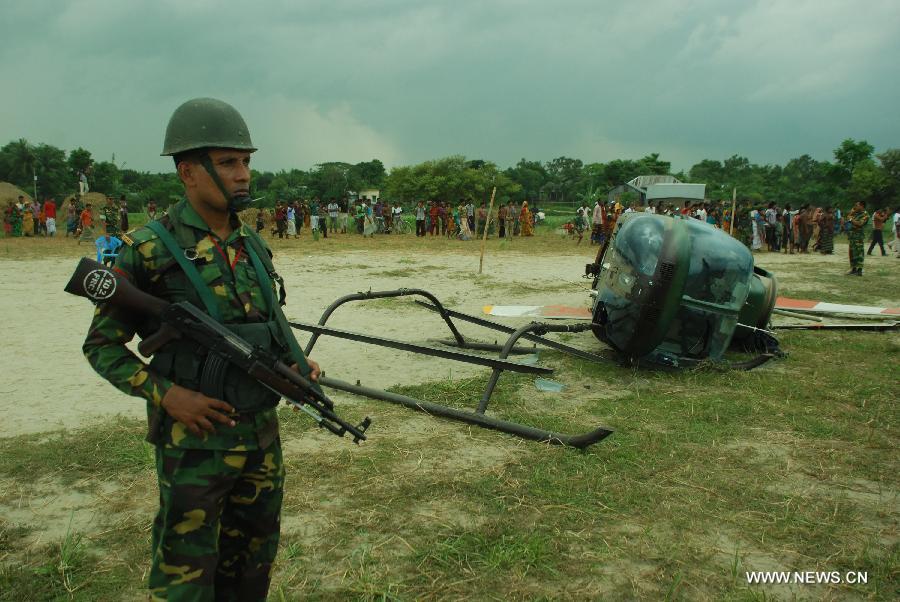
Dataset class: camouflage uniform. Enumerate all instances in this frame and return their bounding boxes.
[847,208,869,271]
[103,204,120,236]
[83,199,291,601]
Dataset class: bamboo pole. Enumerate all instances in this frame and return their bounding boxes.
[478,187,497,274]
[729,187,737,235]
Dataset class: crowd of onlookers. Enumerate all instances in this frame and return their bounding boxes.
[6,192,899,263]
[255,197,542,240]
[571,198,900,258]
[2,194,138,242]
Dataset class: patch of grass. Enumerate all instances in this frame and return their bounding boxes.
[0,419,152,486]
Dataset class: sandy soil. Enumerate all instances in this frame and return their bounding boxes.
[0,249,597,437]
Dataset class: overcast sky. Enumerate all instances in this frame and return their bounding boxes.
[2,0,898,174]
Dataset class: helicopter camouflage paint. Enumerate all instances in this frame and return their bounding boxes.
[586,212,778,368]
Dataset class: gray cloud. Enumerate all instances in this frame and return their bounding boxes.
[1,0,897,174]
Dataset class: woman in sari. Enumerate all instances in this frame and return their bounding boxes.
[520,201,534,236]
[458,204,473,240]
[750,209,763,250]
[22,205,34,236]
[818,207,835,254]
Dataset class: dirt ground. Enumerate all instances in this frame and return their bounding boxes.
[0,247,598,437]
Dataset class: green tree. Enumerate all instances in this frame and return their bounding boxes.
[544,156,584,203]
[637,153,670,175]
[31,143,70,199]
[308,162,352,200]
[876,149,900,206]
[0,138,36,192]
[349,159,386,189]
[384,155,519,205]
[91,161,120,195]
[504,159,549,202]
[848,159,888,207]
[67,147,93,181]
[833,138,874,184]
[602,159,643,189]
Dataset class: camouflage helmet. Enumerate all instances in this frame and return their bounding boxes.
[161,97,257,156]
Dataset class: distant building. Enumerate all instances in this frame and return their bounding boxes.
[359,188,380,202]
[608,175,705,207]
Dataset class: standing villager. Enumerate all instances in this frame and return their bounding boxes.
[520,201,534,236]
[318,203,328,238]
[327,198,339,234]
[44,197,57,236]
[749,209,762,251]
[846,200,870,275]
[447,205,458,237]
[415,201,426,236]
[811,206,823,251]
[119,196,130,233]
[497,203,507,238]
[591,200,603,244]
[2,202,12,236]
[867,208,887,256]
[818,207,835,254]
[573,206,586,244]
[475,202,487,238]
[255,208,266,234]
[147,199,158,221]
[11,198,24,236]
[428,201,440,236]
[286,202,297,237]
[309,198,319,233]
[504,201,515,238]
[22,202,35,236]
[888,207,900,257]
[81,98,322,600]
[66,199,78,236]
[78,203,95,243]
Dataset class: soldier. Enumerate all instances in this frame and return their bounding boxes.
[845,200,869,276]
[81,98,321,600]
[103,196,119,236]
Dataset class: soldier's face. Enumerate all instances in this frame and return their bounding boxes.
[198,149,252,210]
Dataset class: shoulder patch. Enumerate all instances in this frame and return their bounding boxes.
[123,225,161,247]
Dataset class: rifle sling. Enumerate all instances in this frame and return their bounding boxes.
[243,232,318,384]
[145,220,223,323]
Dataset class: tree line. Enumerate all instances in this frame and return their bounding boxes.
[1,137,896,212]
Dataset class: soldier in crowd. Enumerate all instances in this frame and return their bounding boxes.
[103,196,119,236]
[81,97,321,600]
[845,200,870,276]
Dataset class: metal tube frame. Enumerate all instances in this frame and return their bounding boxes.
[292,288,614,448]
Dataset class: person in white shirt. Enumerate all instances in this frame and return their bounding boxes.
[327,199,340,234]
[590,201,603,244]
[286,203,297,238]
[888,207,900,257]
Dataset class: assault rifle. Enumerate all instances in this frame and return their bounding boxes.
[65,257,371,443]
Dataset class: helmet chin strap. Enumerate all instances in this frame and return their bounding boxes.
[200,152,252,212]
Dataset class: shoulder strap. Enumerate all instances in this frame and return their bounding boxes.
[145,220,223,323]
[242,233,316,383]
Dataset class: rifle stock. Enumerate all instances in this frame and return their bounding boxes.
[66,257,370,443]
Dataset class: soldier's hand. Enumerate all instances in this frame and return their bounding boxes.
[289,358,321,381]
[289,359,322,412]
[161,384,236,436]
